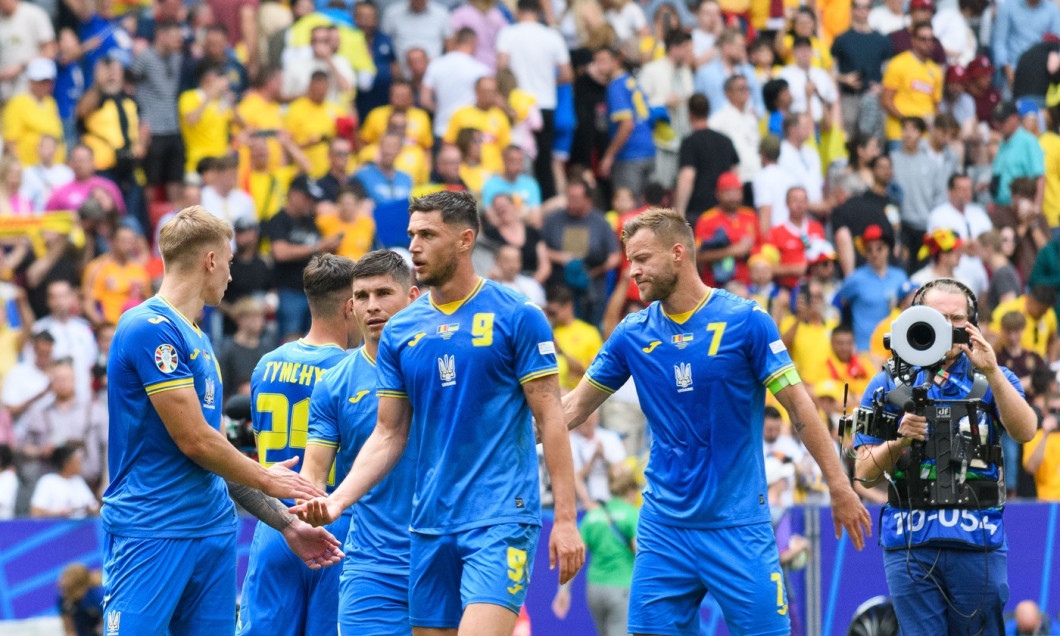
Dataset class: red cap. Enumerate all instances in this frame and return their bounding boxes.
[965,55,994,79]
[862,224,885,242]
[716,171,742,192]
[945,65,967,85]
[910,0,935,11]
[1045,33,1060,43]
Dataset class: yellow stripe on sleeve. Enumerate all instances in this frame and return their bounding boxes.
[375,390,408,399]
[519,367,559,384]
[585,375,617,395]
[306,439,340,449]
[145,377,195,395]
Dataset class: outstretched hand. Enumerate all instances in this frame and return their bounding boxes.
[264,457,326,502]
[830,484,872,551]
[289,496,343,527]
[549,519,585,584]
[281,519,345,569]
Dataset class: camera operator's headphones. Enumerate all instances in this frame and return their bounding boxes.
[910,278,979,327]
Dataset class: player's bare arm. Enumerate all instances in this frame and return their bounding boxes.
[301,443,339,492]
[561,379,612,432]
[151,387,326,501]
[524,373,586,584]
[291,395,412,526]
[775,383,872,551]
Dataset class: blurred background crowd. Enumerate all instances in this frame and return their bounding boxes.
[5,0,1060,631]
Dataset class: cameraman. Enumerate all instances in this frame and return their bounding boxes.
[853,279,1036,634]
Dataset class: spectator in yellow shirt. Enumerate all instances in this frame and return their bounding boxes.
[823,324,872,403]
[545,284,604,390]
[316,185,375,261]
[178,65,235,175]
[283,70,344,178]
[455,128,491,198]
[357,111,430,185]
[241,132,311,223]
[360,79,433,150]
[990,286,1060,361]
[82,226,152,327]
[236,67,285,171]
[444,76,511,175]
[880,21,942,146]
[2,58,64,168]
[779,280,838,387]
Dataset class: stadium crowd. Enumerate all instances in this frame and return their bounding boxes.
[3,0,1060,629]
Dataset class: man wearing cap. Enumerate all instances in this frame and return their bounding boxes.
[830,0,894,136]
[993,0,1060,90]
[966,55,1001,124]
[991,100,1045,207]
[881,21,943,149]
[694,171,759,286]
[835,224,909,353]
[1,58,63,168]
[0,0,56,102]
[939,65,976,136]
[911,228,966,285]
[889,0,946,63]
[264,175,342,339]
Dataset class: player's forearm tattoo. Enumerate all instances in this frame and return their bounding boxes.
[226,480,296,531]
[791,418,805,435]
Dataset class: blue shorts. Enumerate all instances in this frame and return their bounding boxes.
[238,515,350,636]
[883,544,1007,636]
[102,531,236,636]
[338,563,410,635]
[552,124,574,161]
[629,520,790,636]
[409,523,540,629]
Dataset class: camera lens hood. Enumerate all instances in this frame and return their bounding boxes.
[888,305,953,367]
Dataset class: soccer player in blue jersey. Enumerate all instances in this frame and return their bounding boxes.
[853,279,1036,634]
[102,206,342,636]
[298,250,420,634]
[561,208,871,636]
[293,190,584,636]
[238,254,364,636]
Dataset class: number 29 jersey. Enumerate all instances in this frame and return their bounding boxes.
[585,289,797,530]
[376,278,559,534]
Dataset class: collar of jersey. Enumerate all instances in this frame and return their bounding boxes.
[661,289,713,325]
[359,347,376,366]
[156,295,202,336]
[429,277,485,315]
[299,338,345,351]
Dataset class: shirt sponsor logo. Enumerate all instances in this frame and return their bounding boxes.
[155,344,178,373]
[642,340,662,353]
[408,332,426,347]
[674,362,693,392]
[438,354,456,386]
[538,341,556,356]
[349,390,371,403]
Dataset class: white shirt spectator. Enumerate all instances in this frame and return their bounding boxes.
[381,0,453,68]
[571,425,627,504]
[20,162,74,212]
[201,185,256,228]
[497,275,546,306]
[709,103,762,183]
[867,6,906,35]
[0,467,16,519]
[765,434,804,508]
[778,140,824,204]
[26,315,97,401]
[423,50,490,137]
[2,359,50,427]
[30,472,97,518]
[0,0,55,101]
[691,29,717,62]
[927,201,993,241]
[778,64,838,123]
[933,9,975,66]
[281,51,357,103]
[604,2,647,42]
[496,21,570,110]
[753,163,796,227]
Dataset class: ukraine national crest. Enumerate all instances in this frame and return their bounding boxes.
[105,611,120,635]
[204,376,216,406]
[674,362,693,392]
[438,354,456,386]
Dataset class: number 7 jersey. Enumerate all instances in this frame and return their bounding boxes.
[376,278,559,534]
[585,288,797,530]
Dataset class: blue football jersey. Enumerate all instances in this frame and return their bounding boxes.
[585,289,796,529]
[307,347,414,572]
[103,296,235,538]
[250,339,348,504]
[375,278,558,534]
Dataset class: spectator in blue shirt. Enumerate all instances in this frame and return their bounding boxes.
[482,145,541,222]
[991,101,1045,206]
[353,133,413,248]
[992,0,1060,89]
[694,28,764,118]
[596,47,657,198]
[835,224,909,353]
[354,1,397,119]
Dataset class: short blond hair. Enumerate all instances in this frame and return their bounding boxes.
[157,206,233,271]
[620,207,694,251]
[230,296,266,320]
